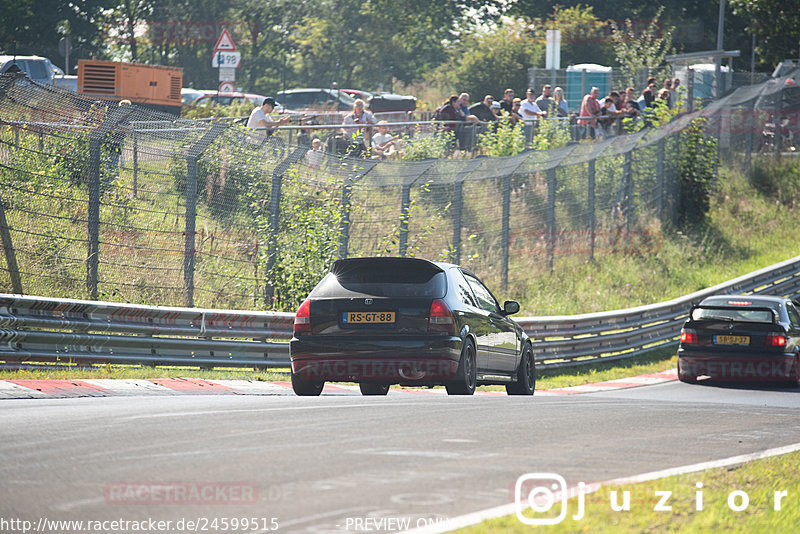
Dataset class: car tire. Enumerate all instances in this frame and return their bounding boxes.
[506,344,535,395]
[446,339,477,395]
[677,359,697,384]
[291,370,324,396]
[360,383,390,395]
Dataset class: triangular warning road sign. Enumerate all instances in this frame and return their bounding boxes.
[214,29,237,52]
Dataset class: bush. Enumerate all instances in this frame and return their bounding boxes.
[676,117,718,226]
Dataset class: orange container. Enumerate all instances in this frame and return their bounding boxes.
[77,59,183,113]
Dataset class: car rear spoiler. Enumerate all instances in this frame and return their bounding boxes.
[688,304,779,323]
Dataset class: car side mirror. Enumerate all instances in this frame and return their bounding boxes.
[503,300,520,315]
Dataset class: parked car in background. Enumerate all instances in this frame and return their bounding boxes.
[339,89,417,113]
[289,257,534,396]
[0,55,62,86]
[678,294,800,386]
[340,89,373,101]
[193,92,268,108]
[181,88,216,105]
[276,88,356,112]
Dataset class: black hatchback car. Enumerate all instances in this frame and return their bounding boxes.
[678,294,800,386]
[289,257,534,396]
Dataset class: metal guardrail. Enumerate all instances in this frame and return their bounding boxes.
[2,255,800,371]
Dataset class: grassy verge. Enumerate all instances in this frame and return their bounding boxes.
[457,450,800,533]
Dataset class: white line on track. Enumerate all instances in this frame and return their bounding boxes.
[401,441,800,534]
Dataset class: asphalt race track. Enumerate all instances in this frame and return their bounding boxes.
[1,381,799,533]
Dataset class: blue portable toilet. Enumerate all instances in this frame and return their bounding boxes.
[566,64,612,107]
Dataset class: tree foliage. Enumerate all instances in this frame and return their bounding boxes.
[609,7,674,89]
[729,0,800,71]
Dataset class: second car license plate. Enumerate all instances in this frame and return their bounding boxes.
[714,335,750,345]
[342,311,396,324]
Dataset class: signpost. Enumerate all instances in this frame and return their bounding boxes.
[213,29,239,91]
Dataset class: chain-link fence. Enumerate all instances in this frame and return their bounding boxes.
[0,69,795,311]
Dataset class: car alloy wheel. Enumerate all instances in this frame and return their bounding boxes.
[507,344,535,395]
[446,339,476,395]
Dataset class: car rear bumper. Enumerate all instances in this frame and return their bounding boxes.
[290,336,462,383]
[678,350,798,381]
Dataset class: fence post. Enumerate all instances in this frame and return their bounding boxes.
[184,122,228,307]
[0,193,23,294]
[264,147,309,306]
[546,167,556,273]
[397,161,436,258]
[86,106,134,300]
[398,183,411,257]
[451,158,484,264]
[657,138,665,222]
[624,151,634,231]
[744,107,754,176]
[338,160,377,260]
[587,159,596,261]
[132,127,138,199]
[501,173,511,291]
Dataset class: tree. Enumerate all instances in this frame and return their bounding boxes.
[609,7,674,89]
[0,0,113,74]
[435,19,543,101]
[729,0,800,71]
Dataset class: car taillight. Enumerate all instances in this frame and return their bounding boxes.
[294,299,311,335]
[428,299,455,335]
[766,333,786,347]
[680,329,698,344]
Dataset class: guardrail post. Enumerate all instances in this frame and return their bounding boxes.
[87,106,134,300]
[501,173,511,290]
[587,159,596,261]
[184,122,228,307]
[338,160,377,260]
[0,193,23,294]
[547,167,556,273]
[264,147,309,305]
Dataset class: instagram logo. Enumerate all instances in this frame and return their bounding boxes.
[515,473,586,525]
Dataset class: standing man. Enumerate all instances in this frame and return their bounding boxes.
[499,88,515,115]
[578,87,601,139]
[535,85,554,116]
[520,88,546,142]
[247,97,289,139]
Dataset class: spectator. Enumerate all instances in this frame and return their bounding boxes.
[520,88,546,141]
[468,95,498,124]
[247,97,289,139]
[596,94,617,138]
[499,88,515,115]
[552,87,569,117]
[509,98,523,124]
[621,87,641,115]
[371,120,397,158]
[534,84,554,116]
[672,77,682,107]
[306,138,324,168]
[578,86,601,139]
[662,78,674,108]
[434,95,462,133]
[457,92,479,150]
[341,98,377,155]
[657,88,672,108]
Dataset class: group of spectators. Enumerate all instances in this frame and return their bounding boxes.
[578,77,683,139]
[246,75,686,161]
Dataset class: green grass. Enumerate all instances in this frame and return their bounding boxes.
[457,450,800,533]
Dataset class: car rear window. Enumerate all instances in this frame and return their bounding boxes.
[311,259,446,298]
[692,306,775,323]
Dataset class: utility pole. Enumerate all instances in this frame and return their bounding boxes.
[715,0,726,98]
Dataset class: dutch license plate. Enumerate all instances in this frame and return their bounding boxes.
[714,335,750,345]
[343,311,396,324]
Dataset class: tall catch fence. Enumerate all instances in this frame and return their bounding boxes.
[0,70,796,312]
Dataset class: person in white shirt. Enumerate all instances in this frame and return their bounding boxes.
[246,97,289,138]
[306,138,324,168]
[371,121,397,158]
[520,87,546,142]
